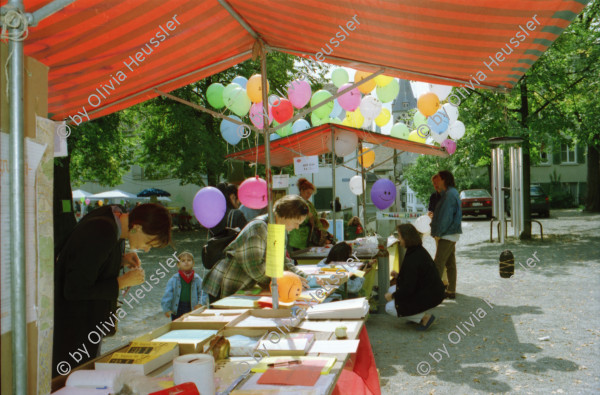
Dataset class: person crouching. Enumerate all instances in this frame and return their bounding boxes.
[385,224,445,330]
[162,251,208,320]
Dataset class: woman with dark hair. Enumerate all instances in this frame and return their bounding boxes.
[384,224,445,330]
[431,170,462,299]
[203,195,310,300]
[209,183,248,236]
[288,178,327,250]
[53,203,172,376]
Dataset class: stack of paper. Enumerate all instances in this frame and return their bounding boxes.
[257,333,315,356]
[152,329,218,353]
[251,356,337,375]
[306,298,369,320]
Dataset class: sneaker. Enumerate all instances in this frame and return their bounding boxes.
[445,292,456,299]
[417,315,435,331]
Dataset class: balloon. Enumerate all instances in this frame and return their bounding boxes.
[376,79,400,103]
[359,95,382,120]
[292,119,311,134]
[349,175,364,195]
[207,83,225,109]
[417,92,440,116]
[193,187,226,228]
[220,115,244,145]
[271,272,303,302]
[374,75,394,87]
[310,90,334,118]
[413,111,428,129]
[230,90,252,117]
[329,130,358,157]
[249,102,273,129]
[375,108,391,127]
[288,79,311,109]
[370,179,396,210]
[270,133,280,141]
[98,200,104,207]
[79,196,85,203]
[271,98,293,123]
[273,120,292,137]
[358,147,375,168]
[448,121,465,140]
[344,108,364,128]
[246,74,269,103]
[223,83,242,108]
[232,76,248,89]
[430,129,449,144]
[429,83,453,101]
[311,112,327,127]
[427,110,450,134]
[331,68,349,88]
[84,198,90,205]
[337,83,361,112]
[329,99,342,118]
[329,117,343,125]
[390,122,410,139]
[120,199,125,205]
[414,215,432,234]
[442,103,459,124]
[238,176,268,209]
[442,139,457,155]
[408,130,426,143]
[354,70,376,94]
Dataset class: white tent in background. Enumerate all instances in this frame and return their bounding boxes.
[72,189,93,200]
[91,189,139,200]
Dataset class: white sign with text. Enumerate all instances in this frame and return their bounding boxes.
[294,155,319,175]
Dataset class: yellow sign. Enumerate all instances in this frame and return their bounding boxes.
[265,223,285,278]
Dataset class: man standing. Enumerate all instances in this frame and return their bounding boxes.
[430,170,462,299]
[428,174,442,219]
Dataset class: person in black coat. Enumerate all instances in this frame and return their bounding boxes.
[52,203,172,377]
[385,223,445,330]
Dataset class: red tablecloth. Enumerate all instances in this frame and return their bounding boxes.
[333,326,380,395]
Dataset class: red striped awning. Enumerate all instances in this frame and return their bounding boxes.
[225,124,448,167]
[6,0,587,122]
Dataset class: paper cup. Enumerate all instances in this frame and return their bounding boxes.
[173,354,215,395]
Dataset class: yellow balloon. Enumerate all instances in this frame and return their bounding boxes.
[417,92,440,116]
[374,75,394,87]
[359,147,375,168]
[98,200,104,207]
[354,71,376,94]
[375,108,391,127]
[345,108,364,128]
[246,74,270,103]
[408,130,426,143]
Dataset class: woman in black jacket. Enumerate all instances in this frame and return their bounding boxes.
[385,224,445,330]
[52,203,172,376]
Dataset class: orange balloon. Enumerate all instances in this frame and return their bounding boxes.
[354,71,376,94]
[246,74,270,103]
[359,147,375,168]
[417,92,440,116]
[271,272,303,303]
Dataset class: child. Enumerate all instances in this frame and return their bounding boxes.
[345,216,365,241]
[162,251,209,321]
[313,242,364,296]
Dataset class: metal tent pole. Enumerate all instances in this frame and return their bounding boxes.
[358,141,368,234]
[331,128,336,241]
[7,0,27,392]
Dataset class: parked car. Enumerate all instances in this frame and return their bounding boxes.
[460,189,492,218]
[506,185,550,218]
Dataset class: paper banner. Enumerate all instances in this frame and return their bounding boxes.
[265,223,285,278]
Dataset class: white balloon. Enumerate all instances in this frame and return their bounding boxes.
[442,103,459,124]
[414,215,432,234]
[425,137,435,146]
[359,95,382,120]
[448,121,465,140]
[349,175,364,195]
[428,84,453,101]
[430,129,449,144]
[332,130,358,157]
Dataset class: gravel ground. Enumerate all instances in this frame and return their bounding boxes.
[367,209,600,395]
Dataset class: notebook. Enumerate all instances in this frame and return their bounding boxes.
[305,298,369,320]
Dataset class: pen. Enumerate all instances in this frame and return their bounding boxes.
[267,360,302,368]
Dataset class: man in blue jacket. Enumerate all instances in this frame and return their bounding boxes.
[430,170,462,299]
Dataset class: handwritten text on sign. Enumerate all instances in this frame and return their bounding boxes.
[293,155,319,175]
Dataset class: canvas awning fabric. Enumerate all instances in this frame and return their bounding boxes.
[8,0,587,122]
[225,124,448,167]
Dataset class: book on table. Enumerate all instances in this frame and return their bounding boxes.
[95,341,179,375]
[306,297,369,320]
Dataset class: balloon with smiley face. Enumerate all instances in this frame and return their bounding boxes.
[271,272,303,303]
[371,179,397,210]
[238,176,268,209]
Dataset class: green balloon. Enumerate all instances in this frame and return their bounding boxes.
[230,90,251,116]
[207,83,225,109]
[79,197,85,203]
[222,83,242,108]
[376,79,399,103]
[390,122,410,139]
[329,117,343,125]
[413,111,427,129]
[273,121,292,137]
[311,112,327,127]
[310,90,334,118]
[331,68,349,88]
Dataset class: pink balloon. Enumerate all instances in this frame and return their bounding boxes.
[84,198,90,205]
[337,83,361,112]
[238,177,268,209]
[442,139,457,155]
[288,79,311,109]
[249,102,273,129]
[272,98,294,123]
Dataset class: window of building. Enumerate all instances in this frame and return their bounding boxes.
[539,148,551,165]
[561,144,576,164]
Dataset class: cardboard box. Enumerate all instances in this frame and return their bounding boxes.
[226,309,303,330]
[95,343,179,375]
[134,321,221,354]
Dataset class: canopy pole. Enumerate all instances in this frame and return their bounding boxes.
[331,128,336,241]
[358,141,368,235]
[259,41,278,309]
[7,0,28,392]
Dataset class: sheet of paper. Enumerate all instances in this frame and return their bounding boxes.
[293,155,319,175]
[234,315,298,328]
[309,340,360,354]
[257,366,321,386]
[295,320,362,334]
[265,223,285,278]
[240,372,335,394]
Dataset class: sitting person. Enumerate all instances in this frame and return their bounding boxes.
[345,216,365,241]
[384,224,445,331]
[312,242,364,296]
[178,206,193,231]
[203,195,309,301]
[162,251,208,320]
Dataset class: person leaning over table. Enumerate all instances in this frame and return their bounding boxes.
[288,178,327,251]
[52,203,172,377]
[202,195,310,302]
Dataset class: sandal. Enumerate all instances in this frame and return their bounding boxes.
[417,315,435,331]
[445,292,456,299]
